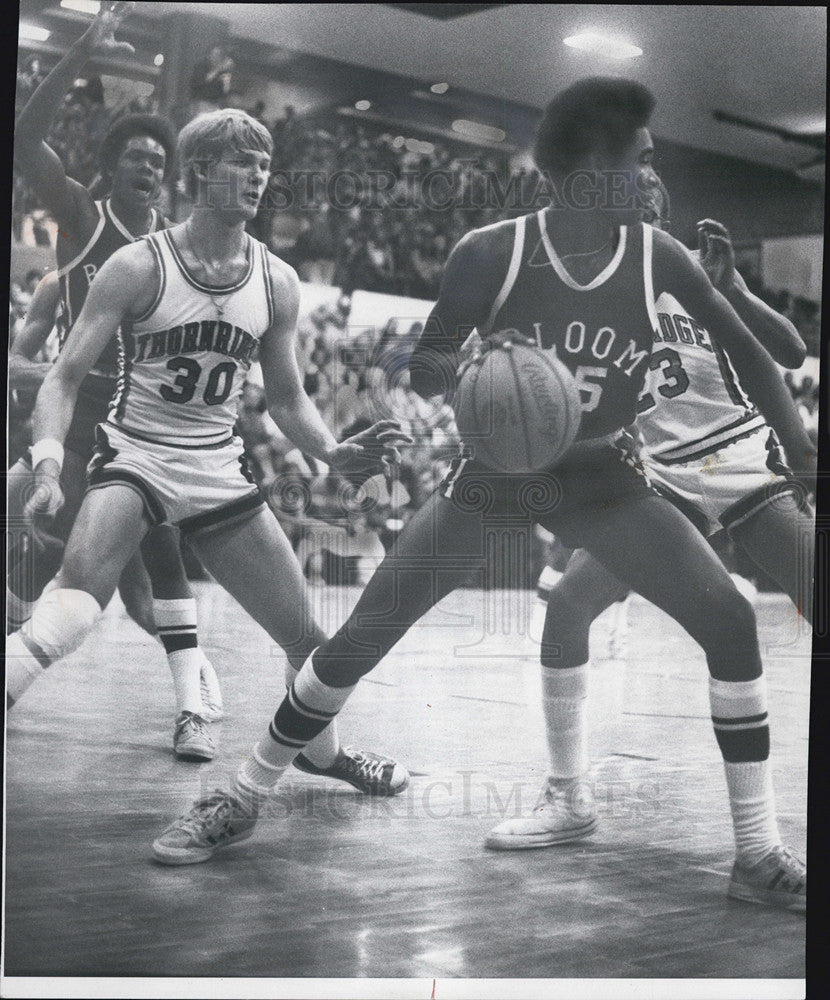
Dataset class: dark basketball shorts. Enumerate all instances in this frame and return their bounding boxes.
[64,374,117,462]
[439,439,657,549]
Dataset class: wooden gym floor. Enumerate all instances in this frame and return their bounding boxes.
[4,582,809,983]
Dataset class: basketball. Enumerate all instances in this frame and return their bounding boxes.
[453,340,582,473]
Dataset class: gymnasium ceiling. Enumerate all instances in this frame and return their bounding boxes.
[18,3,826,175]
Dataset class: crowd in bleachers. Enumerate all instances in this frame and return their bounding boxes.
[253,107,520,299]
[11,55,821,585]
[237,294,459,582]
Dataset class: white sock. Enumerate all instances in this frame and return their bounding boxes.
[283,661,340,768]
[167,649,204,715]
[723,760,781,866]
[232,745,287,815]
[541,663,589,780]
[6,632,46,703]
[232,652,356,811]
[154,598,202,715]
[197,648,223,710]
[709,676,781,865]
[7,589,101,705]
[6,587,37,632]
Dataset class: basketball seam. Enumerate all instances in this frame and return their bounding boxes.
[533,347,579,453]
[506,347,533,472]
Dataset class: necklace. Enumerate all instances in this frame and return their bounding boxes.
[559,238,613,261]
[182,222,243,318]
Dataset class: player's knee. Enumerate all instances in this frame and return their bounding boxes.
[61,546,118,610]
[26,588,102,664]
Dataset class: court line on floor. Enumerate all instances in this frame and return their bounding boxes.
[622,712,710,720]
[450,694,527,706]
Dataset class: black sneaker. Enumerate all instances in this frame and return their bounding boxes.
[293,747,410,796]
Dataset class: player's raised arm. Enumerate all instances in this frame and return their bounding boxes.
[9,271,60,389]
[14,2,136,230]
[696,219,806,368]
[409,227,507,400]
[258,257,412,476]
[652,226,816,476]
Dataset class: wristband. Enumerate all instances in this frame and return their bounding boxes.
[31,438,64,473]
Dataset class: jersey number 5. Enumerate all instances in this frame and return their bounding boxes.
[160,356,236,406]
[637,347,690,414]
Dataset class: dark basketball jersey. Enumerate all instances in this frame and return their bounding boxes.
[482,212,656,440]
[56,198,162,378]
[55,198,163,457]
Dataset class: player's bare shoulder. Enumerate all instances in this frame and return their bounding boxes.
[94,238,162,318]
[441,215,521,306]
[452,215,518,265]
[264,248,301,331]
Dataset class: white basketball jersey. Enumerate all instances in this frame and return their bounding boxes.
[638,281,766,462]
[109,230,276,447]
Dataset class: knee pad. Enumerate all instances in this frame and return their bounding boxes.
[26,588,101,662]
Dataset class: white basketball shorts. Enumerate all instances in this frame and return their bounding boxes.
[87,422,264,536]
[642,425,806,537]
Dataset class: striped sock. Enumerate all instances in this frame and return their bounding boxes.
[284,661,340,768]
[541,663,589,780]
[154,599,202,715]
[709,675,781,865]
[231,651,356,811]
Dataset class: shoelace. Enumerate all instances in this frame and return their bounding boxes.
[177,795,235,836]
[349,751,387,783]
[768,848,805,890]
[178,714,207,734]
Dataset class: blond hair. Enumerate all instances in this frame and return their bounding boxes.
[178,108,273,197]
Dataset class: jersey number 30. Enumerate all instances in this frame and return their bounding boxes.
[160,356,236,406]
[637,347,690,414]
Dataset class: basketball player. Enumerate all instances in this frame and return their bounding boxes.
[152,79,810,913]
[485,180,815,868]
[9,271,61,391]
[10,1,227,758]
[7,104,413,798]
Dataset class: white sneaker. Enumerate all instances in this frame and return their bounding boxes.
[173,711,215,761]
[485,777,597,850]
[728,845,805,913]
[198,653,224,722]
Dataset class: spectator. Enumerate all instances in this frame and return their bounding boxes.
[190,45,235,114]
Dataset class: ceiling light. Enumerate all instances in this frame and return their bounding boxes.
[451,119,506,143]
[60,0,101,13]
[355,100,372,111]
[430,82,449,94]
[19,24,51,42]
[154,53,164,67]
[563,32,643,59]
[405,138,434,155]
[61,0,101,14]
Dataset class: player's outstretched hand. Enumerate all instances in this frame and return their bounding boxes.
[327,419,414,480]
[697,219,736,293]
[456,329,538,380]
[78,1,136,57]
[23,463,65,525]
